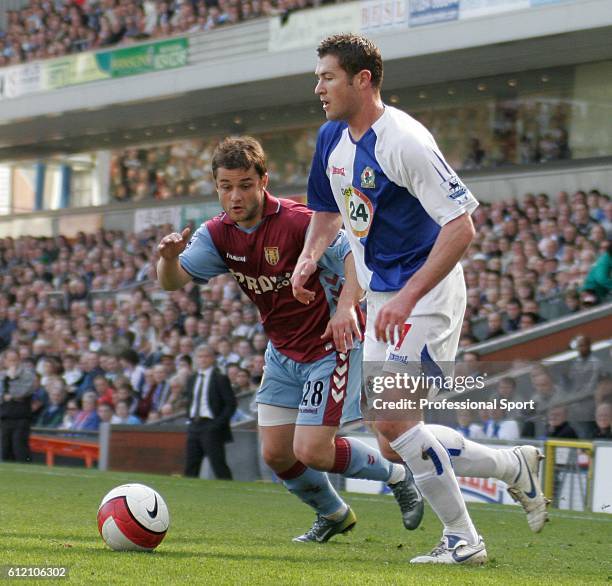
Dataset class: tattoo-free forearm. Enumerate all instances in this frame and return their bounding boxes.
[337,253,363,309]
[157,257,191,291]
[299,211,343,264]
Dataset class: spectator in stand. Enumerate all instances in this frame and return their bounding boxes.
[503,299,522,332]
[545,405,578,439]
[564,335,602,436]
[93,374,115,406]
[61,354,83,393]
[567,335,603,393]
[119,348,146,396]
[232,368,256,396]
[481,406,520,440]
[0,306,18,351]
[562,289,581,314]
[0,349,37,462]
[524,364,564,437]
[114,381,139,414]
[71,391,100,431]
[111,400,141,425]
[495,377,525,418]
[150,363,170,411]
[160,375,188,417]
[581,242,611,303]
[60,399,80,430]
[36,379,66,428]
[246,353,265,386]
[97,402,114,425]
[484,312,505,340]
[75,351,104,398]
[592,403,611,439]
[454,410,484,439]
[519,312,538,331]
[216,337,239,373]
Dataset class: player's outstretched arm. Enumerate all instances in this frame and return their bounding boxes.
[374,212,475,343]
[157,227,193,291]
[292,211,342,304]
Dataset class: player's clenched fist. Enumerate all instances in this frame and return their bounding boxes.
[158,227,192,260]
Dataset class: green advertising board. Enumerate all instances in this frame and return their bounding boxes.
[95,37,189,78]
[40,37,189,91]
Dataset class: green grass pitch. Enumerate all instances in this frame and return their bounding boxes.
[1,463,610,585]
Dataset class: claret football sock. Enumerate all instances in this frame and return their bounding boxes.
[330,436,396,482]
[426,424,519,485]
[277,460,346,517]
[390,423,479,545]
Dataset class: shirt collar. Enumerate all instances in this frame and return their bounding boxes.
[221,191,280,225]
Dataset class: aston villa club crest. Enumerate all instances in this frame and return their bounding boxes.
[264,247,280,265]
[360,166,376,189]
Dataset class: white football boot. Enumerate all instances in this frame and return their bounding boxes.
[506,445,550,533]
[410,534,487,565]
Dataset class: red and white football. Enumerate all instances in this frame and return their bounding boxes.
[97,483,170,551]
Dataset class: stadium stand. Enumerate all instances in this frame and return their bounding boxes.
[0,0,316,68]
[0,186,609,443]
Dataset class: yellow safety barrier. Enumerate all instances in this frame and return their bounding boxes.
[544,439,593,507]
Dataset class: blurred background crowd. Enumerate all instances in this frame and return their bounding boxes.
[0,180,610,444]
[0,0,317,68]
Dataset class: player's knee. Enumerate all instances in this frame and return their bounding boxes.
[262,445,295,473]
[377,439,402,463]
[293,440,334,470]
[375,420,418,443]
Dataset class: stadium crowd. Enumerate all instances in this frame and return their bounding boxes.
[0,183,610,462]
[109,135,314,203]
[0,0,315,68]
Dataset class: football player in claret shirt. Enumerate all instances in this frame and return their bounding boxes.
[157,136,424,542]
[292,34,549,563]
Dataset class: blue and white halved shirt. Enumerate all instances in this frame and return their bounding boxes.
[308,106,479,292]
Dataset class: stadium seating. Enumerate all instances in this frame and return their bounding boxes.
[0,0,315,68]
[0,189,608,445]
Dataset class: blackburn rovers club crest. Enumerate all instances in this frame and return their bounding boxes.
[264,247,280,266]
[360,166,376,189]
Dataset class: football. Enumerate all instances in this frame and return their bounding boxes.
[97,484,170,552]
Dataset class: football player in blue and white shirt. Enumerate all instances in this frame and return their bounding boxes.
[292,34,549,564]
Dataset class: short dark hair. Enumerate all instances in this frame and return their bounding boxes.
[212,136,267,179]
[317,33,383,89]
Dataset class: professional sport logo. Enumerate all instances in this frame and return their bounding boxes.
[442,174,469,205]
[331,166,346,176]
[360,166,376,189]
[342,186,373,238]
[264,247,280,265]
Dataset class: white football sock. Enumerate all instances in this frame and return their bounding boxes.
[426,424,519,485]
[390,422,479,545]
[387,463,406,485]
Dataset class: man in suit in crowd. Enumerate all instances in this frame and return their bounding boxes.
[184,344,236,479]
